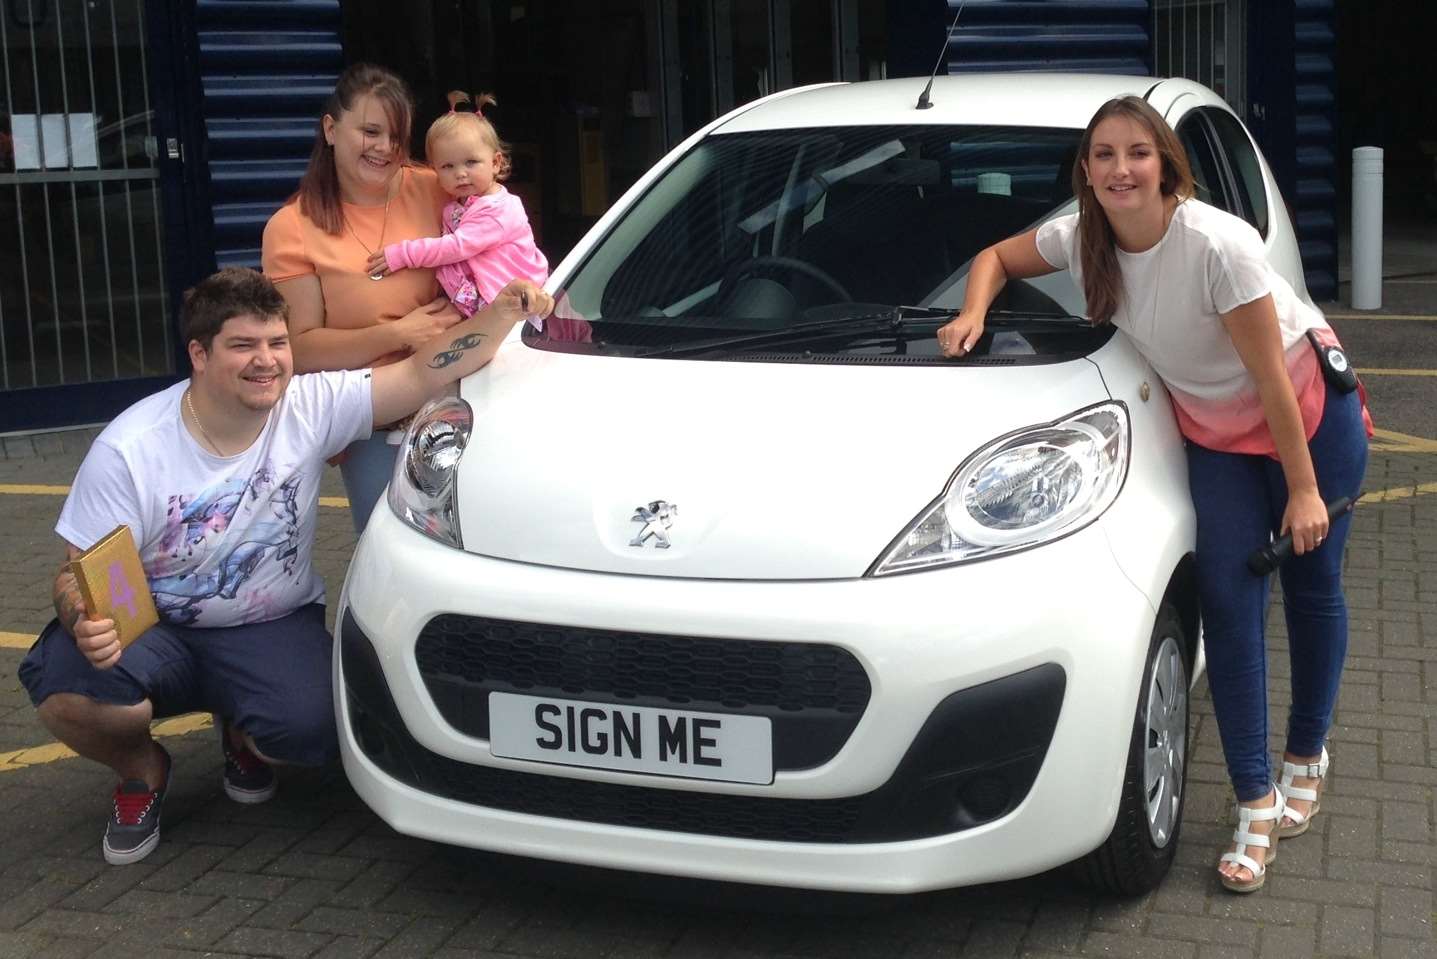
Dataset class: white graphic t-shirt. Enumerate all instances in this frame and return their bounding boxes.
[57,371,373,628]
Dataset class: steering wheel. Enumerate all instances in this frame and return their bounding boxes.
[718,255,854,304]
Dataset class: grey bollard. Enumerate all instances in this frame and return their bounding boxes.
[1351,146,1383,310]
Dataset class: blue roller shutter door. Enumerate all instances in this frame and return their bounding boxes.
[195,0,343,270]
[945,0,1151,76]
[1293,0,1337,300]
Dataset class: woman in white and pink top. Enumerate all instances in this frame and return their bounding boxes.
[369,91,549,318]
[937,96,1371,895]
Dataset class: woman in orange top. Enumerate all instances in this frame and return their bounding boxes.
[262,63,459,533]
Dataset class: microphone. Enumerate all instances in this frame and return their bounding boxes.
[1246,496,1354,576]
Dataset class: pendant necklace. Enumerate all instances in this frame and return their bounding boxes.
[1125,199,1173,336]
[1145,199,1177,332]
[344,173,397,281]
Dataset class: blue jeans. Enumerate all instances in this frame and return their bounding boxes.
[339,431,399,536]
[1187,388,1368,802]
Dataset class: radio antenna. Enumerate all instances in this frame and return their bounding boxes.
[916,2,966,110]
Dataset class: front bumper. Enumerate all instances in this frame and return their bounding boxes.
[336,504,1160,893]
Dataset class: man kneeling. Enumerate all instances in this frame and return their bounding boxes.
[19,267,551,864]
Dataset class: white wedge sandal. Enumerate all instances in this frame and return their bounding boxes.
[1219,786,1286,894]
[1276,746,1329,839]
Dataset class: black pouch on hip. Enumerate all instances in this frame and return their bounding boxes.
[1306,328,1358,394]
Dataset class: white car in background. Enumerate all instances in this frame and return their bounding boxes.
[335,74,1312,895]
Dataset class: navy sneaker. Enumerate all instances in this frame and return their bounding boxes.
[220,721,276,804]
[102,743,170,865]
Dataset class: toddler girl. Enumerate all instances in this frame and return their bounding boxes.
[369,91,549,320]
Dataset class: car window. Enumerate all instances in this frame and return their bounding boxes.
[1205,108,1270,237]
[548,125,1087,355]
[1175,114,1233,213]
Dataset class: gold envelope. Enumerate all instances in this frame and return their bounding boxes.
[69,524,159,648]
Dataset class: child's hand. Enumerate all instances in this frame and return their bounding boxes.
[366,250,392,278]
[493,280,553,326]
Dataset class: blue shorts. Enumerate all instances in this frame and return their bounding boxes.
[18,603,337,766]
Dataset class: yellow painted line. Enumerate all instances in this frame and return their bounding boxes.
[0,713,213,774]
[1357,368,1437,377]
[1369,428,1437,454]
[0,483,350,509]
[1359,481,1437,505]
[0,484,70,495]
[1325,313,1437,321]
[0,632,34,649]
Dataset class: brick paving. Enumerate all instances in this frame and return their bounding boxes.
[1,416,1433,958]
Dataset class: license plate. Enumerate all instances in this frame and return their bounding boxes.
[488,692,773,785]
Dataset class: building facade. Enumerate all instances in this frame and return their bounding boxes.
[0,0,1347,431]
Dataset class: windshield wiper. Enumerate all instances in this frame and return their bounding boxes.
[635,306,1089,358]
[635,305,954,358]
[984,309,1090,329]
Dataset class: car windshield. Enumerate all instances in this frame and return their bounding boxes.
[533,124,1096,361]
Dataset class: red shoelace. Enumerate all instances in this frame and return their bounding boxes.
[112,788,156,826]
[225,741,267,776]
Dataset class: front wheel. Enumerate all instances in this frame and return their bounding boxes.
[1077,602,1190,896]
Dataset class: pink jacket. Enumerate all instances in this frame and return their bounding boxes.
[383,186,548,308]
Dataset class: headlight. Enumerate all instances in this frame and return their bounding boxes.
[870,402,1129,576]
[387,395,471,549]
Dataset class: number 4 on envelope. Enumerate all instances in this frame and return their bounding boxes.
[69,525,159,648]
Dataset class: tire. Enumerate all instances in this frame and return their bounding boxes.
[1076,601,1190,896]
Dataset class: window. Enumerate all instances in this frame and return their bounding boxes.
[555,124,1086,351]
[1175,114,1232,213]
[1206,109,1269,237]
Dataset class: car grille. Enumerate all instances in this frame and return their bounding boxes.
[342,610,1066,845]
[414,614,872,770]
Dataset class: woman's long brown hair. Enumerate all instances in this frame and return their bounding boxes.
[1071,96,1195,324]
[294,63,415,235]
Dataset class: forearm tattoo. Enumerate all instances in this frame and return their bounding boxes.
[428,332,487,369]
[54,562,85,632]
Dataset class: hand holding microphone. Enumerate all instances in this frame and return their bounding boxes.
[1246,496,1353,576]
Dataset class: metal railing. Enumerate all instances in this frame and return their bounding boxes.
[1154,0,1247,115]
[1,0,171,392]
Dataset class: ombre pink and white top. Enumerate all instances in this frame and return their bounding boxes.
[1036,198,1369,456]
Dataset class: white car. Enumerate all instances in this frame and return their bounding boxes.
[336,74,1312,895]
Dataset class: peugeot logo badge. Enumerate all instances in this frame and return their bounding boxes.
[630,501,677,548]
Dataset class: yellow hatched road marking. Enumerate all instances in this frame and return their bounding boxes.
[1369,428,1437,454]
[1325,313,1437,321]
[1359,481,1437,505]
[0,483,350,508]
[0,713,213,774]
[1,631,34,649]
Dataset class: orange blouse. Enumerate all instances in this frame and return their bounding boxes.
[262,165,449,365]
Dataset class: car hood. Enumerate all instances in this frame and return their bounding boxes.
[453,346,1111,579]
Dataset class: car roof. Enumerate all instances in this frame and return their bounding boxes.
[716,74,1162,133]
